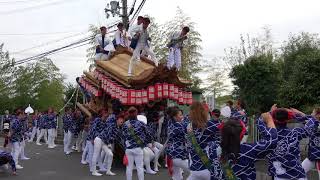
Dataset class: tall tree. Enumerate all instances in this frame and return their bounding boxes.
[279,32,320,109]
[0,44,15,113]
[230,54,281,114]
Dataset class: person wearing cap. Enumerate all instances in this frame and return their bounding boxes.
[113,22,128,48]
[128,17,158,76]
[0,150,17,175]
[167,26,190,71]
[9,109,25,170]
[95,26,113,61]
[266,105,318,180]
[91,112,124,176]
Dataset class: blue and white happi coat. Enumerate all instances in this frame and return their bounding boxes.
[166,118,188,160]
[122,119,150,149]
[86,117,106,141]
[307,117,320,161]
[10,117,23,143]
[98,114,121,145]
[186,120,219,171]
[46,113,57,129]
[62,113,73,133]
[0,150,16,172]
[267,115,317,179]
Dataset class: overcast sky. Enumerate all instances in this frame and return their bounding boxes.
[1,0,320,84]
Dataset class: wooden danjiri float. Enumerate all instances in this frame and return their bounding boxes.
[76,48,193,116]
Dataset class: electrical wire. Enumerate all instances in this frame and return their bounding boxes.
[0,0,77,15]
[11,31,89,54]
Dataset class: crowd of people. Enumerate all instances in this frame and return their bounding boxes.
[1,101,320,180]
[94,16,190,76]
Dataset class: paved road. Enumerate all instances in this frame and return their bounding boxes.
[0,138,317,180]
[0,139,171,180]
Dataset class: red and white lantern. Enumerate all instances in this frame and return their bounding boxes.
[115,85,121,99]
[148,86,155,101]
[174,86,179,101]
[178,88,184,104]
[155,83,163,99]
[169,84,175,99]
[183,91,188,105]
[163,83,169,98]
[136,90,142,105]
[142,89,148,104]
[128,89,136,105]
[121,88,128,105]
[187,91,193,105]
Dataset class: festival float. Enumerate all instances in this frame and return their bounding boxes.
[76,48,194,116]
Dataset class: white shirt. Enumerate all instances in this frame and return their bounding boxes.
[129,24,143,38]
[169,31,185,48]
[95,34,111,48]
[115,29,125,46]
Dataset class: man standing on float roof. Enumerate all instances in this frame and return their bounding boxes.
[95,26,112,61]
[167,26,190,71]
[127,17,158,76]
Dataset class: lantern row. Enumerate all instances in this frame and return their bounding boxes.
[84,69,193,105]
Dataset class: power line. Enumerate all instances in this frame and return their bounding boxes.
[11,31,89,54]
[0,0,44,4]
[0,31,82,36]
[130,0,146,25]
[0,0,77,15]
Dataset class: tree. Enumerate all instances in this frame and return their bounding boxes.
[224,26,275,68]
[230,54,281,114]
[0,44,15,113]
[11,57,65,112]
[279,33,320,109]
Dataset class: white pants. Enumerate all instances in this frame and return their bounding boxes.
[302,158,320,179]
[274,178,306,180]
[20,139,27,159]
[153,142,163,169]
[128,44,158,75]
[187,169,210,180]
[81,131,88,151]
[29,127,37,142]
[36,129,48,144]
[11,142,22,166]
[167,48,181,70]
[91,137,114,172]
[66,130,77,153]
[172,159,190,180]
[83,140,94,172]
[47,128,56,147]
[95,53,110,61]
[126,148,144,180]
[143,147,155,172]
[63,131,69,153]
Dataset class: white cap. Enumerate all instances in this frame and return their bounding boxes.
[137,115,147,125]
[220,106,231,118]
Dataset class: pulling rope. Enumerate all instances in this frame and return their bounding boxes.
[59,85,78,113]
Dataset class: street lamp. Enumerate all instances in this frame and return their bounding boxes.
[25,104,34,114]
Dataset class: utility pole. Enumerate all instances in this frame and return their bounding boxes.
[105,0,130,30]
[121,0,129,30]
